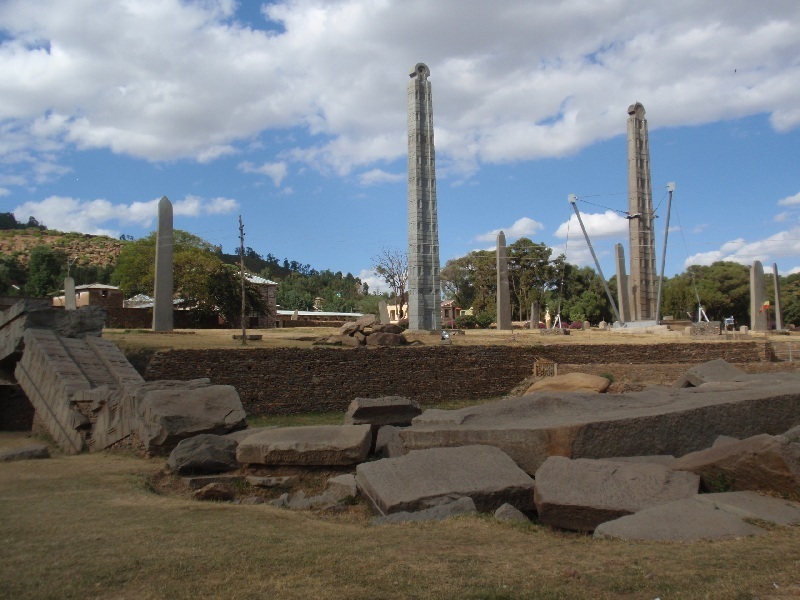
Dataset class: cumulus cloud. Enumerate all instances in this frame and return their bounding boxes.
[475,217,544,242]
[1,0,799,192]
[357,268,386,294]
[685,227,800,267]
[13,194,239,236]
[778,191,800,206]
[358,169,404,186]
[553,210,629,239]
[238,161,288,186]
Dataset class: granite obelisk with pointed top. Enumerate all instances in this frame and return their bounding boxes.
[152,196,174,332]
[627,102,657,321]
[750,260,767,332]
[407,62,441,331]
[496,230,512,330]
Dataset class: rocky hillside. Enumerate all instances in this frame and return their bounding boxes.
[0,229,126,267]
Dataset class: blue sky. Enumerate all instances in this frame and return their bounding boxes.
[1,0,799,293]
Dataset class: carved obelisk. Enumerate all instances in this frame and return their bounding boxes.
[64,277,77,310]
[750,260,767,332]
[407,63,441,331]
[152,196,174,332]
[627,102,657,321]
[496,231,512,330]
[772,263,783,331]
[614,243,631,323]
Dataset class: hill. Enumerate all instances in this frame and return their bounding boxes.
[0,229,126,267]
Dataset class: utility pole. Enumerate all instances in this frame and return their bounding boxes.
[655,182,675,324]
[239,215,246,346]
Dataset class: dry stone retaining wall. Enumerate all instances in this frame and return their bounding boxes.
[145,342,768,416]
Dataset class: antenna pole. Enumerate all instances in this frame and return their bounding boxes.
[569,195,623,325]
[655,182,674,324]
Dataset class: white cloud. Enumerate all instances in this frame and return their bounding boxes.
[358,168,404,186]
[357,268,385,294]
[0,187,10,196]
[685,227,800,267]
[778,191,800,206]
[475,217,544,242]
[0,0,798,189]
[12,194,238,236]
[238,161,288,186]
[554,210,628,239]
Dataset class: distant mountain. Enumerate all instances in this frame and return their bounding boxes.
[0,228,126,267]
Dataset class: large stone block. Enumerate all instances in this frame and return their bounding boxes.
[355,445,536,516]
[343,396,421,427]
[167,434,239,474]
[236,425,371,466]
[525,373,610,394]
[672,433,800,497]
[136,380,247,454]
[533,456,699,531]
[400,378,800,475]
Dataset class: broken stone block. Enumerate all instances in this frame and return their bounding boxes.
[135,380,247,454]
[326,474,358,501]
[343,396,422,427]
[534,456,699,531]
[673,359,749,388]
[494,503,528,522]
[0,443,50,462]
[355,445,536,516]
[375,425,408,458]
[700,491,800,526]
[593,497,768,541]
[167,434,239,475]
[246,475,298,489]
[371,496,477,525]
[365,332,404,346]
[236,425,372,466]
[184,474,245,490]
[672,433,800,497]
[193,482,236,502]
[525,373,610,394]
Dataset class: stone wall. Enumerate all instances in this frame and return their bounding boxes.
[145,342,768,416]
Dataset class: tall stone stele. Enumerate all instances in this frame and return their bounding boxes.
[627,102,657,321]
[750,260,767,332]
[407,62,441,331]
[496,231,512,330]
[152,195,174,332]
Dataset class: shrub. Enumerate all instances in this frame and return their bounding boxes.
[475,312,494,329]
[455,315,478,329]
[569,321,583,330]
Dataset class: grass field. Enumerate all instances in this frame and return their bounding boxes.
[1,433,799,599]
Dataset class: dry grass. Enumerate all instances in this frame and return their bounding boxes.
[1,433,799,599]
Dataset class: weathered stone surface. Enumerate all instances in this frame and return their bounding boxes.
[494,503,528,522]
[136,380,246,454]
[672,434,800,497]
[326,474,358,501]
[236,425,372,466]
[193,482,235,502]
[0,443,50,462]
[222,427,276,443]
[372,324,404,334]
[700,491,800,526]
[365,332,404,346]
[355,314,377,329]
[343,396,422,427]
[167,434,239,474]
[246,475,298,488]
[525,373,610,394]
[401,379,800,475]
[184,474,245,490]
[328,334,361,347]
[712,435,739,447]
[371,496,476,525]
[375,425,408,458]
[606,455,676,467]
[783,425,800,442]
[339,321,360,335]
[673,359,750,388]
[593,497,767,541]
[534,457,699,531]
[355,445,536,516]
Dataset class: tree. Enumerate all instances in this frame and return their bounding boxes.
[507,238,565,321]
[0,255,27,295]
[372,248,407,319]
[26,245,66,297]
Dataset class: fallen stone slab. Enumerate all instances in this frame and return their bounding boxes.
[365,332,404,346]
[194,482,236,502]
[673,359,750,388]
[236,425,372,466]
[167,434,239,475]
[593,497,768,541]
[526,373,610,394]
[343,396,422,427]
[355,445,536,516]
[494,503,529,522]
[671,433,800,497]
[605,455,676,467]
[534,456,699,531]
[372,324,404,334]
[246,475,298,489]
[371,497,477,525]
[699,491,800,526]
[400,379,800,475]
[222,427,277,444]
[184,474,246,490]
[0,443,50,462]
